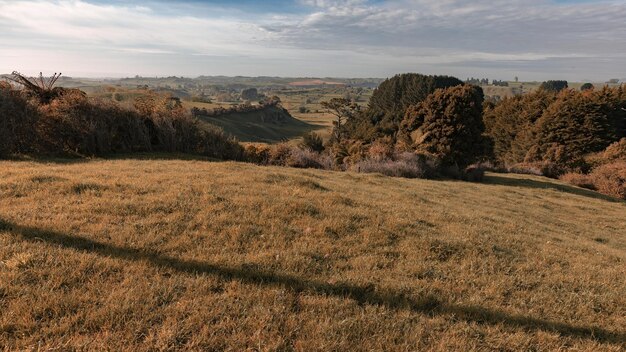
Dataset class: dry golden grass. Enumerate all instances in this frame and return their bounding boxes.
[0,159,625,351]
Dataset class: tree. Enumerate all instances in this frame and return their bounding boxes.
[533,90,618,163]
[483,90,557,165]
[399,85,490,168]
[321,98,360,143]
[368,73,463,124]
[348,73,463,140]
[540,80,568,93]
[581,83,594,91]
[241,88,258,101]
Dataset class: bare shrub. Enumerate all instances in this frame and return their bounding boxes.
[286,148,328,169]
[351,159,423,178]
[351,152,439,179]
[316,153,335,170]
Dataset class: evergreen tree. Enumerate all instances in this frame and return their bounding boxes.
[534,90,618,161]
[399,85,489,168]
[539,80,568,93]
[347,73,463,141]
[580,83,594,91]
[483,90,556,165]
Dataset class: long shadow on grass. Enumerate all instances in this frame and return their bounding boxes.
[484,174,625,203]
[1,218,624,345]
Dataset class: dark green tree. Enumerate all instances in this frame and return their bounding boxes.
[241,88,258,101]
[580,83,594,91]
[540,80,568,93]
[534,90,618,161]
[483,90,556,164]
[399,85,489,168]
[345,73,463,141]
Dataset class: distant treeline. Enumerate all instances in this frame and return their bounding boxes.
[465,78,509,86]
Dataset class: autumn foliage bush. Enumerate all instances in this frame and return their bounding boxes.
[589,161,626,199]
[558,139,626,199]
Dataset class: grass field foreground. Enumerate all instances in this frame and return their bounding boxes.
[0,159,625,351]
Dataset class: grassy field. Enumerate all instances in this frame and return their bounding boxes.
[0,159,625,351]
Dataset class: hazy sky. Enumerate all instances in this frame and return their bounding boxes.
[0,0,624,80]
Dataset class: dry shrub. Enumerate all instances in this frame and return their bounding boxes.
[343,140,369,165]
[507,163,542,176]
[299,132,324,152]
[507,161,565,178]
[589,161,626,199]
[559,173,595,190]
[286,148,333,169]
[0,83,40,155]
[351,152,439,179]
[585,138,626,169]
[0,85,243,159]
[268,143,293,165]
[351,159,424,178]
[244,144,271,164]
[251,143,333,170]
[192,124,244,160]
[367,138,394,161]
[602,138,626,161]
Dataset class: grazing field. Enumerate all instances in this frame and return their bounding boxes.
[0,159,625,351]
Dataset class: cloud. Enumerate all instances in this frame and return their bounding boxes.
[0,0,624,79]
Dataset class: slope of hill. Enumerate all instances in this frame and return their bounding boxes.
[0,159,624,351]
[196,106,318,143]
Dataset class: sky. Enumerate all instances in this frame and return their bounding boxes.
[0,0,624,81]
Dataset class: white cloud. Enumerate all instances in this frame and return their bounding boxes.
[0,0,624,80]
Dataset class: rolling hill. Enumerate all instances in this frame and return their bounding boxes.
[195,106,319,143]
[0,159,624,350]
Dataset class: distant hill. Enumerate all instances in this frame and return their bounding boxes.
[289,80,346,87]
[196,105,317,143]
